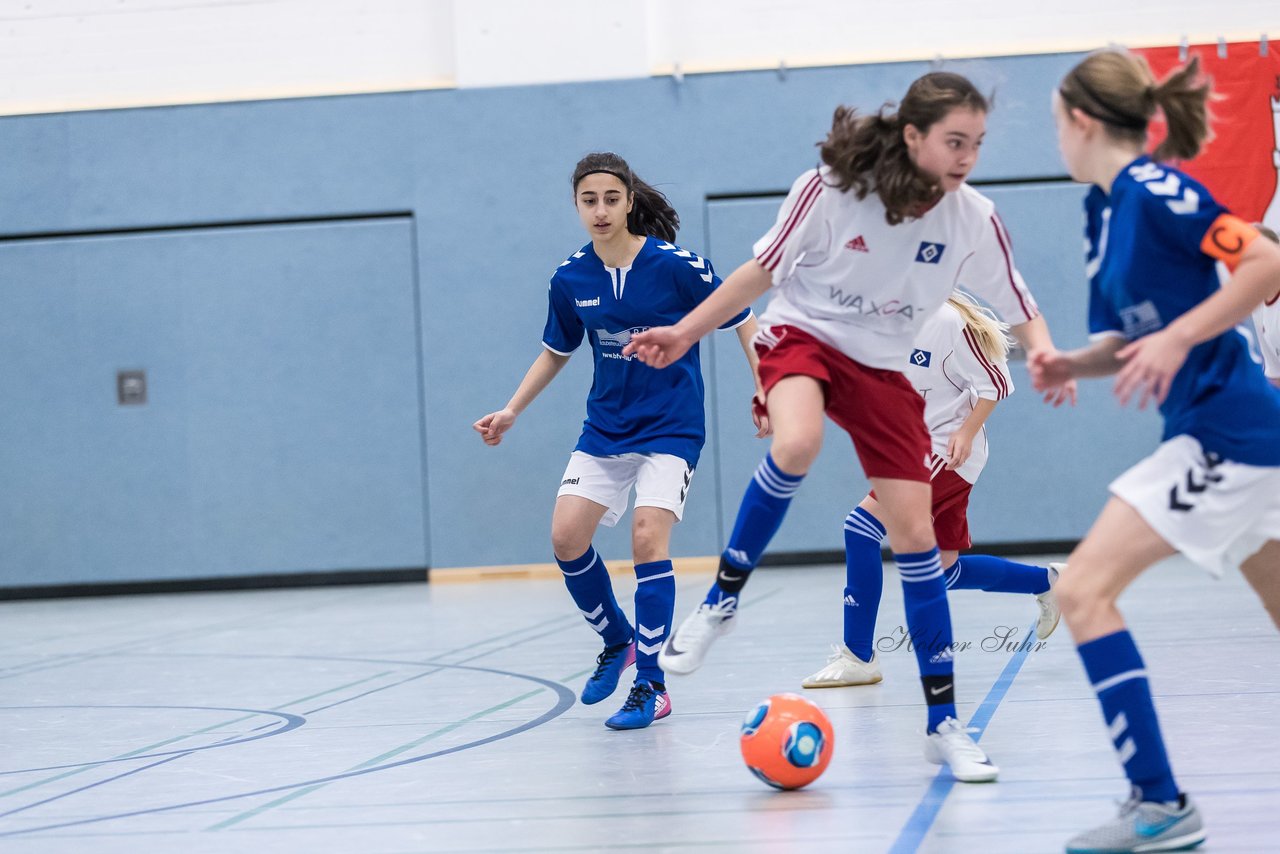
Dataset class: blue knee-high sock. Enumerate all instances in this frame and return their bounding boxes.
[556,546,632,649]
[1077,630,1179,803]
[634,560,676,684]
[705,453,805,606]
[944,554,1051,594]
[843,507,887,661]
[897,547,956,733]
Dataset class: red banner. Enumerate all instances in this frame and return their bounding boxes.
[1137,41,1280,229]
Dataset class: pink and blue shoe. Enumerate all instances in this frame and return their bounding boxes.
[604,679,671,730]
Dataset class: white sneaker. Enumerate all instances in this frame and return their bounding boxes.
[1035,562,1064,640]
[923,717,999,782]
[801,643,883,688]
[657,598,737,675]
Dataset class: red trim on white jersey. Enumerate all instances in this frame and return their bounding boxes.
[961,325,1008,400]
[758,174,823,271]
[990,214,1034,320]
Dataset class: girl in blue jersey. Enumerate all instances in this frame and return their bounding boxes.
[474,152,764,730]
[1032,50,1280,853]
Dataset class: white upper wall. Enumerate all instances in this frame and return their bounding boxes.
[0,0,1274,115]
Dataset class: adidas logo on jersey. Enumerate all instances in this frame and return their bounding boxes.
[843,594,858,607]
[845,235,869,252]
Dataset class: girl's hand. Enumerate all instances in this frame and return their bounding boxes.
[751,391,772,438]
[945,431,974,470]
[1041,377,1078,407]
[473,408,516,446]
[1114,330,1190,409]
[1028,348,1076,404]
[623,326,694,368]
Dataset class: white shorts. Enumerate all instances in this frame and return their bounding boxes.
[1110,434,1280,576]
[557,451,695,527]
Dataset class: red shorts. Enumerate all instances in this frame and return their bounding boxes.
[928,464,974,550]
[867,458,975,549]
[755,325,931,483]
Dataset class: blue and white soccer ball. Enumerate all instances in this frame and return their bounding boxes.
[739,693,834,790]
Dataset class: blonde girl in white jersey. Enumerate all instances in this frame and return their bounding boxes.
[803,291,1064,689]
[624,72,1071,783]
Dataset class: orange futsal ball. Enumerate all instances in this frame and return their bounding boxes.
[739,693,834,790]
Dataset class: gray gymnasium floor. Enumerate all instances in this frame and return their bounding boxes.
[1,556,1277,853]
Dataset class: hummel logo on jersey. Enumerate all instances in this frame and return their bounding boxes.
[562,477,580,486]
[1129,162,1200,214]
[910,348,932,367]
[915,241,946,264]
[845,235,869,252]
[575,296,601,307]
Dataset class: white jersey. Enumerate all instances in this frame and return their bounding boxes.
[1253,294,1280,381]
[906,302,1013,483]
[752,167,1039,370]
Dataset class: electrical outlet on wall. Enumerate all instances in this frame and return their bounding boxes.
[117,370,147,405]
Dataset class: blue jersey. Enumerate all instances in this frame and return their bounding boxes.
[1084,155,1280,465]
[542,236,751,467]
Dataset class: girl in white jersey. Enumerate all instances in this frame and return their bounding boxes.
[802,291,1064,690]
[625,72,1069,782]
[1031,51,1280,853]
[475,153,765,731]
[1243,224,1280,632]
[1252,224,1280,391]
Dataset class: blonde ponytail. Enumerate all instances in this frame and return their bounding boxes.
[948,291,1011,363]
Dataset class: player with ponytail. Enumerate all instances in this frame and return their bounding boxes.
[1034,48,1280,852]
[474,152,766,730]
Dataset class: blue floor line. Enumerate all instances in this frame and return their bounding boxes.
[887,620,1039,854]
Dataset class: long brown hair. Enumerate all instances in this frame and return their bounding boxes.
[571,152,679,243]
[818,72,990,225]
[1058,49,1212,161]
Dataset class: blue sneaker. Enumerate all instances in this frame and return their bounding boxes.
[604,680,671,730]
[580,640,635,705]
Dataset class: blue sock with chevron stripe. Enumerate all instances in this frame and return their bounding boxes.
[1078,630,1179,802]
[556,546,632,648]
[634,560,676,683]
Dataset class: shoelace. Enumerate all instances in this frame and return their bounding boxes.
[683,598,736,643]
[824,644,849,663]
[1115,786,1144,817]
[936,720,988,760]
[619,682,655,712]
[590,644,626,681]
